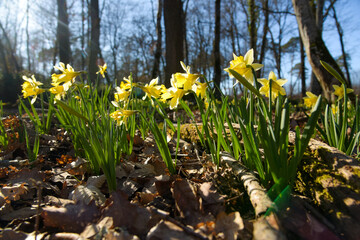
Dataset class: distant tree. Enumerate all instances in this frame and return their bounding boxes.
[163,0,184,87]
[332,6,351,87]
[247,0,258,60]
[88,0,101,82]
[213,0,222,98]
[151,0,163,80]
[292,0,345,100]
[57,0,71,65]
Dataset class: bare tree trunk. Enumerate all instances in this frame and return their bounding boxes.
[213,0,221,98]
[183,0,190,65]
[81,0,85,70]
[88,0,101,83]
[0,41,10,75]
[0,22,21,72]
[258,0,269,66]
[309,0,324,95]
[151,0,163,80]
[292,0,344,100]
[26,0,31,71]
[332,6,351,88]
[57,0,71,65]
[248,0,258,60]
[299,31,306,98]
[163,0,184,87]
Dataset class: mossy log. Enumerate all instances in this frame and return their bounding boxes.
[290,131,360,240]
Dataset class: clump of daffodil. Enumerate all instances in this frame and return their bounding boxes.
[162,61,205,109]
[331,104,338,115]
[333,84,354,100]
[192,81,207,100]
[174,61,200,91]
[113,86,131,103]
[258,71,287,100]
[224,48,263,84]
[49,85,67,102]
[138,77,164,100]
[21,75,45,104]
[120,75,136,90]
[161,76,188,110]
[110,101,137,127]
[51,62,81,91]
[96,63,107,78]
[303,91,319,110]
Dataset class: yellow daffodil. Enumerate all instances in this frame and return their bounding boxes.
[161,77,187,109]
[258,71,287,99]
[51,62,81,90]
[224,49,263,84]
[110,108,137,127]
[114,86,130,102]
[120,76,137,90]
[173,61,200,91]
[96,63,107,78]
[21,75,45,104]
[303,91,319,109]
[333,84,353,100]
[49,85,66,102]
[138,77,162,100]
[331,104,338,115]
[192,81,207,99]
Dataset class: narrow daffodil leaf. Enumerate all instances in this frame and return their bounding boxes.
[56,100,89,122]
[229,69,262,98]
[320,60,346,86]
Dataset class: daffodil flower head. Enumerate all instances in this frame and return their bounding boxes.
[303,91,319,110]
[333,84,353,100]
[331,104,338,115]
[96,63,107,78]
[224,49,263,84]
[192,81,207,100]
[51,62,81,89]
[258,71,287,100]
[139,77,162,100]
[173,61,200,91]
[21,75,45,104]
[49,85,66,103]
[114,86,130,102]
[120,75,137,90]
[161,75,188,109]
[110,108,137,128]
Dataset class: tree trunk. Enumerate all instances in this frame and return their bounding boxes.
[248,0,258,60]
[163,0,184,87]
[81,0,85,70]
[57,0,71,65]
[292,0,344,100]
[0,22,21,73]
[88,0,101,83]
[332,6,351,88]
[299,31,306,98]
[151,0,163,80]
[213,0,221,98]
[26,0,31,71]
[258,0,269,66]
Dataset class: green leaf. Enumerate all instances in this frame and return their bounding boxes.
[56,100,89,123]
[320,60,346,86]
[229,69,262,98]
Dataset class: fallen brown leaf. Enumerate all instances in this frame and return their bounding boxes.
[101,190,152,237]
[215,211,244,240]
[172,178,202,226]
[42,201,101,233]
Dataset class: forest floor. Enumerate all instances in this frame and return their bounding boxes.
[0,110,360,240]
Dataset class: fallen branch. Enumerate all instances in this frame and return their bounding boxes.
[219,151,272,217]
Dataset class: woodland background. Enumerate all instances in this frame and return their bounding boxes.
[0,0,359,103]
